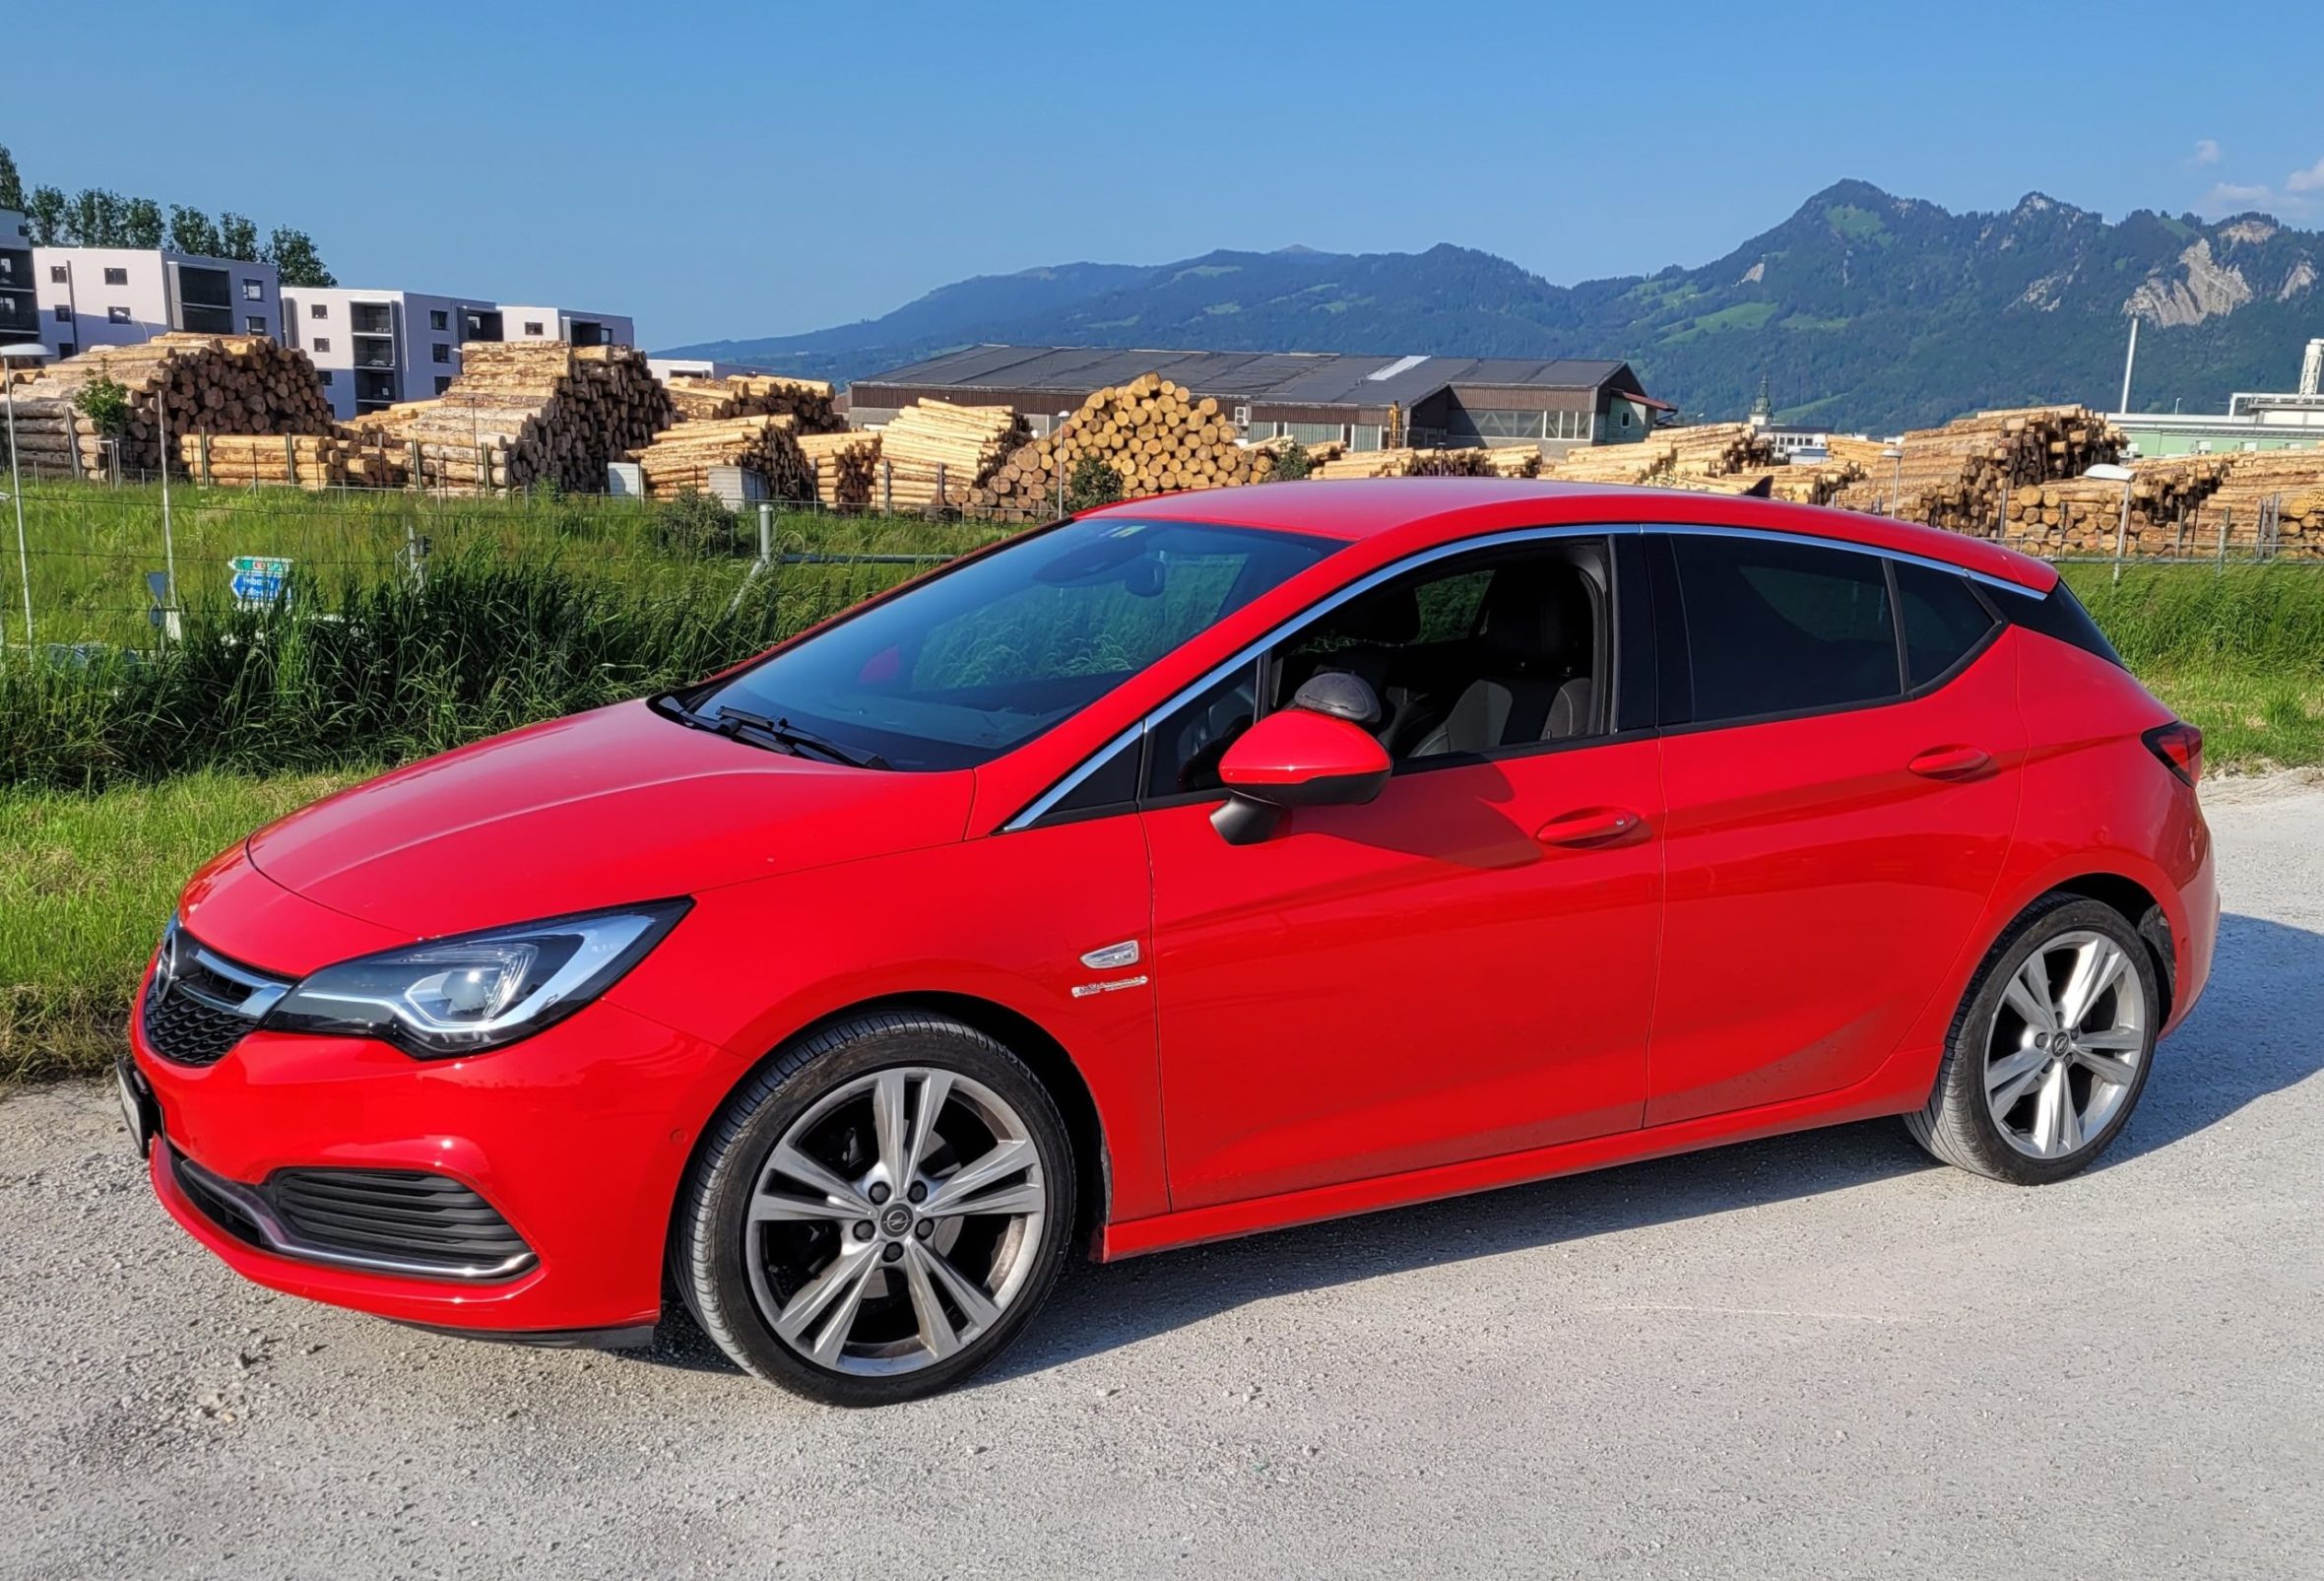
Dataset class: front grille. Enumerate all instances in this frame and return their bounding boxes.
[271,1169,534,1271]
[142,985,256,1065]
[169,1149,536,1282]
[139,920,291,1067]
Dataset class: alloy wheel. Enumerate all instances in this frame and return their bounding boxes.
[742,1066,1047,1376]
[1982,929,2149,1159]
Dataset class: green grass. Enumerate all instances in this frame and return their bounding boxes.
[9,479,1005,650]
[0,770,357,1079]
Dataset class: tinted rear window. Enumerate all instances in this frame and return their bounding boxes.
[1895,560,1998,688]
[1670,535,1900,723]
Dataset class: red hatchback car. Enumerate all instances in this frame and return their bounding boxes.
[122,479,2216,1404]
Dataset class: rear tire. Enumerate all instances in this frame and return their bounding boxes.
[672,1012,1075,1406]
[1906,895,2160,1185]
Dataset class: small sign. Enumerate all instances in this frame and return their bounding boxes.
[228,555,291,606]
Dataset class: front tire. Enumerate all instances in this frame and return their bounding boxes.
[1907,895,2161,1184]
[672,1013,1075,1405]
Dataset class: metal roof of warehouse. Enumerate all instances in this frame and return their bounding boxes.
[854,345,1640,409]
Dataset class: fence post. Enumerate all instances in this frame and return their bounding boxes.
[2217,506,2230,574]
[882,459,893,515]
[936,462,946,509]
[757,501,773,567]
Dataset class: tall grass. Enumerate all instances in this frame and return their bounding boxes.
[0,542,930,791]
[2060,563,2324,673]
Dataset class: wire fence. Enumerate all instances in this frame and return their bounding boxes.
[3,468,2321,657]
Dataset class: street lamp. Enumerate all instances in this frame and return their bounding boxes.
[1880,445,1904,516]
[2085,462,2137,582]
[2,341,50,651]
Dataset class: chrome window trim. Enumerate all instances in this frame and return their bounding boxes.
[1001,520,2035,831]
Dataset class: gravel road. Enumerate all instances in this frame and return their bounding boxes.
[6,774,2321,1580]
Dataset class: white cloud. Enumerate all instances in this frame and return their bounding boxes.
[2201,182,2274,214]
[2190,138,2222,165]
[2286,156,2324,193]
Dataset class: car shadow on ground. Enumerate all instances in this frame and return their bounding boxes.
[635,910,2323,1383]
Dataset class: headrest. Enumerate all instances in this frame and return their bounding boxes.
[1332,585,1420,646]
[1480,570,1592,668]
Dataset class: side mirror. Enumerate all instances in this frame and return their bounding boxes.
[1211,705,1390,845]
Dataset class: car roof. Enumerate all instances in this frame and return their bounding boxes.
[1087,477,2056,591]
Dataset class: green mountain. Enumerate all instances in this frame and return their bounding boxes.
[662,180,2323,432]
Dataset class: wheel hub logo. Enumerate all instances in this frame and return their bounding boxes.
[880,1206,912,1237]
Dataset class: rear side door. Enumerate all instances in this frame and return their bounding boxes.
[1644,530,2026,1126]
[1138,533,1666,1210]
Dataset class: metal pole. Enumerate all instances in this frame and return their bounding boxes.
[757,501,772,567]
[2217,506,2230,574]
[4,359,32,650]
[159,394,178,623]
[2112,475,2133,584]
[2117,316,2139,415]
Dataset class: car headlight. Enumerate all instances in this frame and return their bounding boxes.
[263,901,691,1057]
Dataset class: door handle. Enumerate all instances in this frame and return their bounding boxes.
[1535,806,1646,848]
[1907,745,1994,780]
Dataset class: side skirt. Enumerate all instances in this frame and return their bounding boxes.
[1096,1041,1938,1262]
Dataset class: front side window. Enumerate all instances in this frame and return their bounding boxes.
[1147,540,1609,797]
[1669,535,1898,723]
[692,519,1333,772]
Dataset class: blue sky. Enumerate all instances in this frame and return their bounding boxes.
[10,2,2323,347]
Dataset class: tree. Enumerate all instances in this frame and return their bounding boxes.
[1269,439,1314,481]
[1064,454,1125,514]
[217,212,259,261]
[24,186,65,244]
[263,227,335,288]
[0,146,22,213]
[74,374,132,436]
[168,205,223,257]
[122,196,165,250]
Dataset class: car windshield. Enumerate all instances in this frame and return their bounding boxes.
[681,517,1336,770]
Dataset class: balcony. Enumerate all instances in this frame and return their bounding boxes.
[352,336,397,370]
[350,303,395,336]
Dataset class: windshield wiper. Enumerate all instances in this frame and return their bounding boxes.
[711,705,890,770]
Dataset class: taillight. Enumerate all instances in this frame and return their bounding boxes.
[2143,721,2203,787]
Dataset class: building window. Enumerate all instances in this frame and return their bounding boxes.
[246,315,266,334]
[58,341,76,358]
[103,266,129,286]
[313,337,330,353]
[242,280,264,301]
[523,321,544,336]
[434,376,453,395]
[309,302,328,318]
[48,264,67,284]
[432,342,451,363]
[107,306,132,323]
[318,369,333,385]
[53,304,71,322]
[429,309,449,331]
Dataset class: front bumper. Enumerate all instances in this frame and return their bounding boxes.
[131,989,739,1338]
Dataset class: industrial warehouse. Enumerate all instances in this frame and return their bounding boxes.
[842,343,1674,454]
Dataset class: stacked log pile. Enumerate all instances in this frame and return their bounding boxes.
[1830,406,2122,531]
[1664,423,1776,479]
[175,431,404,491]
[874,400,1028,511]
[1,334,335,476]
[972,376,1269,514]
[346,343,674,493]
[663,373,843,431]
[1545,441,1678,486]
[1254,435,1348,473]
[2196,451,2324,553]
[798,430,882,508]
[1313,446,1502,480]
[1483,447,1545,479]
[629,415,812,500]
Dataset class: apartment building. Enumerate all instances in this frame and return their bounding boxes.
[29,245,281,360]
[280,287,634,419]
[0,211,36,345]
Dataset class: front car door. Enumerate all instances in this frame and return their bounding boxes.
[1139,530,1666,1210]
[1645,528,2028,1126]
